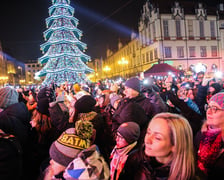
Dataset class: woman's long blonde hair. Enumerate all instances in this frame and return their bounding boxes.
[151,112,195,180]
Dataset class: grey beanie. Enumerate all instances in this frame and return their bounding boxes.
[0,87,18,109]
[125,77,141,92]
[117,122,140,144]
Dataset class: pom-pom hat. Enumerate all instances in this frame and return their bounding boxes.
[49,120,94,167]
[75,95,96,113]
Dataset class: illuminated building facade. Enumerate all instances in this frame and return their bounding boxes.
[99,1,224,80]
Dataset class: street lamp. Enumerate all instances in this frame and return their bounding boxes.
[118,57,128,78]
[103,65,111,78]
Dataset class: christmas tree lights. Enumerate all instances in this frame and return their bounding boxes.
[36,0,93,86]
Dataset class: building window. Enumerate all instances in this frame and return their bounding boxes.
[200,46,207,57]
[199,20,204,37]
[210,21,215,37]
[211,46,217,57]
[146,52,149,62]
[163,20,169,37]
[177,46,184,58]
[164,47,172,58]
[154,48,158,59]
[142,54,145,64]
[152,22,156,39]
[150,51,153,61]
[188,20,193,37]
[189,46,196,57]
[176,19,181,37]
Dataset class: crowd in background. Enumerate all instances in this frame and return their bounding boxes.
[0,71,224,180]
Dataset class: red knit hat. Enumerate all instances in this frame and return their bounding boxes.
[209,92,224,109]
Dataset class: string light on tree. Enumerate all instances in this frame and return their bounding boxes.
[36,0,93,86]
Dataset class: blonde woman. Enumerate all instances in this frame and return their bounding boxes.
[120,112,195,180]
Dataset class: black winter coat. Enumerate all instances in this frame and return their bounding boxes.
[119,149,170,180]
[128,94,162,120]
[0,102,31,148]
[112,98,148,132]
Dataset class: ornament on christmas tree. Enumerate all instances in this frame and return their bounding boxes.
[36,0,93,86]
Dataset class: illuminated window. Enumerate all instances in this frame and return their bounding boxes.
[200,46,207,57]
[177,46,184,58]
[189,46,196,57]
[164,47,172,58]
[154,48,158,59]
[211,46,217,57]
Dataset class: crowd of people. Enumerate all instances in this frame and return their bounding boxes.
[0,71,224,180]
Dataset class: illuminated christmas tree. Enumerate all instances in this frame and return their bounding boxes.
[36,0,93,86]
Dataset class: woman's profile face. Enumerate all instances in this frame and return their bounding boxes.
[144,118,174,164]
[206,101,224,129]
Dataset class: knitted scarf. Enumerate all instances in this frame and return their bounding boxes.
[110,142,137,180]
[197,127,222,174]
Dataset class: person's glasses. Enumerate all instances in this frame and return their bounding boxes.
[205,105,224,113]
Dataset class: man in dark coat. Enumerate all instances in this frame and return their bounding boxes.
[123,77,166,120]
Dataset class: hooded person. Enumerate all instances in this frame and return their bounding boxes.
[0,87,33,179]
[110,122,140,180]
[43,120,94,179]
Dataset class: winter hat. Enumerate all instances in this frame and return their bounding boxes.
[125,77,141,92]
[0,87,18,109]
[73,83,81,92]
[117,122,140,144]
[209,92,224,110]
[37,87,55,115]
[110,95,121,108]
[210,83,222,95]
[75,95,96,113]
[49,120,93,167]
[37,87,55,102]
[63,145,110,180]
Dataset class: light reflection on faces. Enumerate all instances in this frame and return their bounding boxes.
[144,118,174,164]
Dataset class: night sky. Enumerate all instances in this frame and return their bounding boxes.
[0,0,220,62]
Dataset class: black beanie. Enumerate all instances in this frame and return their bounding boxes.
[75,95,96,113]
[125,77,141,92]
[117,122,140,144]
[210,83,222,95]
